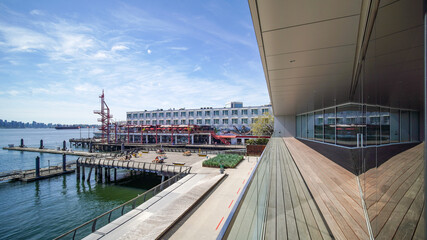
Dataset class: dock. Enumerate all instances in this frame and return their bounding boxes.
[0,164,75,182]
[3,146,98,157]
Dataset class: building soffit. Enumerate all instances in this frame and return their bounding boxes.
[249,0,364,116]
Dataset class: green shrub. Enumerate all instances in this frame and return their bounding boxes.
[246,138,269,145]
[202,154,244,168]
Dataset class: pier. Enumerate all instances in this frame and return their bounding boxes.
[75,157,192,183]
[2,146,98,157]
[0,155,76,182]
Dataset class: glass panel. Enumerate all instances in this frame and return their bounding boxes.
[336,104,363,147]
[380,108,390,144]
[324,108,335,144]
[366,106,380,145]
[411,111,419,142]
[400,111,410,142]
[296,115,301,138]
[307,112,314,140]
[314,110,323,141]
[390,109,400,143]
[301,114,307,139]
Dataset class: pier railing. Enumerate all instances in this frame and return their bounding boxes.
[54,166,192,240]
[78,157,190,174]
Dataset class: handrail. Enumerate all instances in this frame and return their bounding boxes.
[54,167,192,240]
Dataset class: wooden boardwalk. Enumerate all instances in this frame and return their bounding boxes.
[363,143,425,239]
[284,137,368,240]
[226,138,332,239]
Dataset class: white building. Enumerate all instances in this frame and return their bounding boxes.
[126,102,272,131]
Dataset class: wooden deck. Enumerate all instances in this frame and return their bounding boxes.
[363,143,425,239]
[226,138,332,239]
[284,137,369,240]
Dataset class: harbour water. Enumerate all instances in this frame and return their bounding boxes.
[0,128,159,239]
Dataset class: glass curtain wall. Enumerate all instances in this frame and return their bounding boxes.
[296,105,419,147]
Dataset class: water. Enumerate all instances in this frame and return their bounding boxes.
[0,129,160,239]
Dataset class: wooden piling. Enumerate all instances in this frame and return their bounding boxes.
[87,167,93,182]
[81,166,85,180]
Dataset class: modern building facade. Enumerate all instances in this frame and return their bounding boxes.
[126,102,272,132]
[220,0,426,239]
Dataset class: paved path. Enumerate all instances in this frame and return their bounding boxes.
[163,156,258,240]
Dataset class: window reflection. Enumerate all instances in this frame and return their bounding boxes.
[314,111,323,141]
[296,103,419,147]
[324,108,335,144]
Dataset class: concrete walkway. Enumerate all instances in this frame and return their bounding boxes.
[162,156,258,240]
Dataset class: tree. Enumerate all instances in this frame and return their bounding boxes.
[250,112,274,136]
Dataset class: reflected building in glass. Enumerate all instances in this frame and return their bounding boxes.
[219,0,425,239]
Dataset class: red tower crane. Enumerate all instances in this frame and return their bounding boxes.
[94,90,113,143]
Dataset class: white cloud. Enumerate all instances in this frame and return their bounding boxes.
[147,49,152,54]
[111,45,129,52]
[169,47,188,51]
[92,51,109,59]
[30,9,44,16]
[89,68,105,75]
[193,65,201,72]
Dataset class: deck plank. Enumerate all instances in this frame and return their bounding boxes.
[284,137,368,240]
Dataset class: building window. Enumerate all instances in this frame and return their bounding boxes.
[232,110,238,115]
[159,112,164,117]
[181,112,186,117]
[139,113,144,118]
[127,121,131,124]
[146,120,151,125]
[205,111,211,116]
[241,109,248,115]
[133,121,137,125]
[214,119,219,124]
[223,110,228,115]
[152,113,157,118]
[173,120,178,125]
[152,120,157,125]
[166,112,171,117]
[242,118,248,124]
[133,114,138,118]
[189,112,194,117]
[232,118,238,124]
[189,119,194,124]
[214,110,220,116]
[166,120,171,124]
[197,119,202,124]
[262,108,269,114]
[127,114,132,119]
[205,119,211,124]
[173,112,178,117]
[222,119,229,124]
[251,109,258,115]
[251,118,257,123]
[159,120,164,125]
[145,113,150,118]
[197,111,202,116]
[181,119,186,124]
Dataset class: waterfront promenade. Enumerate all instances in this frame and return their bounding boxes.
[82,152,258,239]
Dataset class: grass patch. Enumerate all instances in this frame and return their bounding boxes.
[202,154,244,168]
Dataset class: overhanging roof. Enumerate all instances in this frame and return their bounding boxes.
[249,0,424,115]
[249,0,363,116]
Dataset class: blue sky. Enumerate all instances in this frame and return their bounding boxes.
[0,0,268,124]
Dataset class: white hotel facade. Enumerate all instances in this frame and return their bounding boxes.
[126,102,272,131]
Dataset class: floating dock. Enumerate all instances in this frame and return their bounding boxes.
[0,165,75,182]
[2,147,97,157]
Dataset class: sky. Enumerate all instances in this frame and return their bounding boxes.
[0,0,269,124]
